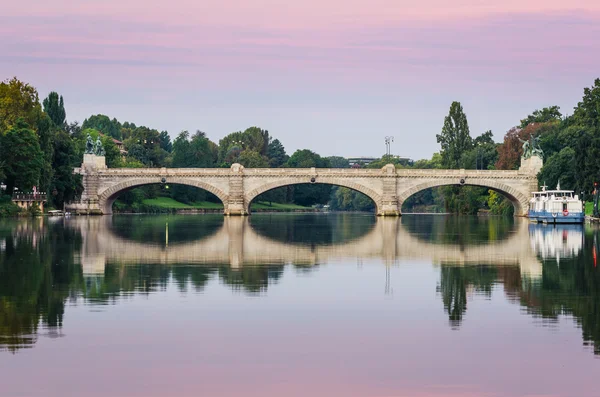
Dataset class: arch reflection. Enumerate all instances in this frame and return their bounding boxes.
[1,215,599,357]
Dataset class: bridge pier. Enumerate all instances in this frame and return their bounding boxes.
[377,164,401,216]
[224,163,249,216]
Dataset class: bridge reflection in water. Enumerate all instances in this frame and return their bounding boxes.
[1,214,595,354]
[75,216,547,278]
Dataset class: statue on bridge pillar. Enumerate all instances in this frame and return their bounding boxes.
[518,134,543,175]
[85,134,95,154]
[94,137,106,156]
[519,134,543,160]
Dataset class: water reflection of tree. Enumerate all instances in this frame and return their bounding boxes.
[0,221,83,352]
[249,214,375,246]
[518,230,600,354]
[437,228,600,356]
[109,215,224,246]
[403,215,514,246]
[218,264,284,294]
[437,265,497,328]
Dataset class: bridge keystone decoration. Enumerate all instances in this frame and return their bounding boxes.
[67,155,542,216]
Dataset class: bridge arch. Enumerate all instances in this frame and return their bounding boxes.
[98,177,229,215]
[244,178,383,214]
[397,178,530,215]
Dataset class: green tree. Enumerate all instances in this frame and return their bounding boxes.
[572,79,600,193]
[237,150,268,168]
[519,106,562,128]
[0,119,44,194]
[159,131,172,152]
[327,156,350,168]
[82,114,122,140]
[267,138,288,167]
[0,77,42,133]
[218,127,270,165]
[42,92,66,127]
[50,131,83,208]
[538,147,577,191]
[436,101,472,169]
[460,130,498,170]
[35,113,55,193]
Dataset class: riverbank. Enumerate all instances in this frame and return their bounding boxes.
[111,197,317,214]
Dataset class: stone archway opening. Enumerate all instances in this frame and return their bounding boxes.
[245,181,382,215]
[100,181,226,215]
[399,182,527,216]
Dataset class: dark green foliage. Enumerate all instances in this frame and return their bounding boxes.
[519,106,562,128]
[82,114,122,140]
[267,138,288,167]
[327,156,350,169]
[0,119,44,194]
[538,147,577,190]
[42,92,66,128]
[35,113,55,193]
[218,127,270,165]
[329,187,375,211]
[50,131,83,208]
[437,101,472,169]
[159,131,172,152]
[0,195,20,216]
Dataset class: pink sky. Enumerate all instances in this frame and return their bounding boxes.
[2,1,599,158]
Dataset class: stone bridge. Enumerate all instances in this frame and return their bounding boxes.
[67,154,542,216]
[73,217,543,278]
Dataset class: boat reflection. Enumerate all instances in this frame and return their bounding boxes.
[529,223,584,261]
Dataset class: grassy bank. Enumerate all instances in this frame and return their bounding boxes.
[113,197,315,213]
[250,201,314,211]
[142,197,224,209]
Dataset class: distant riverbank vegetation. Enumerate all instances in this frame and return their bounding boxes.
[1,76,600,215]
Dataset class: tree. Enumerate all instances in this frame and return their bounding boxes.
[237,150,268,168]
[572,79,600,193]
[82,114,122,140]
[218,127,270,165]
[436,101,472,169]
[50,131,83,208]
[42,92,66,127]
[0,77,42,133]
[520,106,562,128]
[0,119,44,194]
[286,149,330,168]
[327,156,350,169]
[538,147,577,191]
[36,114,55,193]
[159,131,172,152]
[460,130,498,170]
[573,79,600,130]
[267,139,288,167]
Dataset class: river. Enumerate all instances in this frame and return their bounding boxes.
[0,214,599,397]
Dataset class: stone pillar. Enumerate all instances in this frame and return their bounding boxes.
[224,163,248,216]
[516,155,543,217]
[66,154,106,215]
[378,164,401,216]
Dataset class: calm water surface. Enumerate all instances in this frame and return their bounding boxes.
[1,214,599,397]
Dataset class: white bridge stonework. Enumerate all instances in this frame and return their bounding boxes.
[67,155,542,216]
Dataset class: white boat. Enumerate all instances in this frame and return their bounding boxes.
[528,183,584,224]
